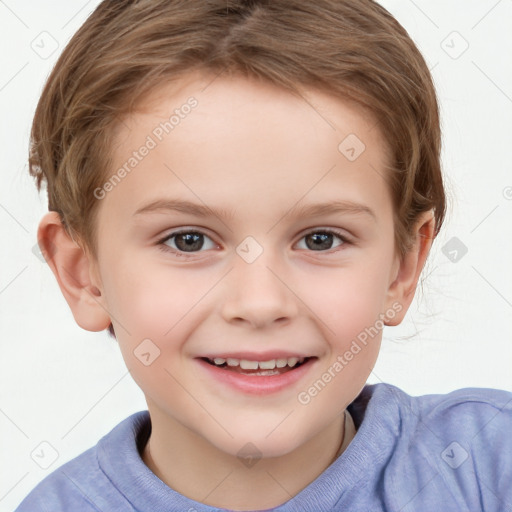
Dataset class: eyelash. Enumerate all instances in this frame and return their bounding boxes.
[156,228,352,259]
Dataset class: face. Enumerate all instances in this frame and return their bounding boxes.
[91,71,402,458]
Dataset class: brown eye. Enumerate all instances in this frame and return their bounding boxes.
[173,232,204,252]
[159,230,216,255]
[297,230,349,252]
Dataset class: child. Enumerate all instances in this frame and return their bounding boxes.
[15,0,512,511]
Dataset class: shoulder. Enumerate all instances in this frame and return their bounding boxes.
[14,447,101,512]
[353,381,512,436]
[388,383,512,443]
[373,382,512,463]
[367,383,512,511]
[14,412,148,512]
[379,381,512,420]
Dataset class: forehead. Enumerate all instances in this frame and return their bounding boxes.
[100,71,394,232]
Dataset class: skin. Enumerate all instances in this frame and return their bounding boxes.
[39,71,434,510]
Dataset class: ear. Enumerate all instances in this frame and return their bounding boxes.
[37,212,112,331]
[383,211,435,326]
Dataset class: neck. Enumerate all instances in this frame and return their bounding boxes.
[142,409,351,511]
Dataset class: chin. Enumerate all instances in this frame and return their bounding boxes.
[205,423,307,461]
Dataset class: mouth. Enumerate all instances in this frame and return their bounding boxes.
[196,354,317,395]
[199,356,315,376]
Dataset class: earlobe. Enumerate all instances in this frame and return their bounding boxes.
[37,212,112,332]
[384,211,436,326]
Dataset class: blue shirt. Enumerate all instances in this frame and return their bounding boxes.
[14,382,512,511]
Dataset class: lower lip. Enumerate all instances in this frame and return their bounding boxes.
[196,358,316,395]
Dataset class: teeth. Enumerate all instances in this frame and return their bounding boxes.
[240,359,259,370]
[287,357,299,367]
[209,357,307,369]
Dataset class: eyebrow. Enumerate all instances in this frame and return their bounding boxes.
[133,198,376,222]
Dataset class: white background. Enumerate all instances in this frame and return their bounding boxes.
[1,1,511,510]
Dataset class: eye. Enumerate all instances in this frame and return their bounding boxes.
[296,229,350,252]
[157,227,351,259]
[157,230,217,256]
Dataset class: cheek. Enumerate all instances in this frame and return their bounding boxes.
[298,260,392,340]
[103,263,189,398]
[104,257,202,336]
[103,259,216,370]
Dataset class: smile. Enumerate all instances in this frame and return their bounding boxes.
[196,355,318,394]
[202,356,312,375]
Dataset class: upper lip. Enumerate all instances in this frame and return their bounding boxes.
[198,351,315,361]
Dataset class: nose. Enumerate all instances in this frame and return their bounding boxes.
[220,255,299,329]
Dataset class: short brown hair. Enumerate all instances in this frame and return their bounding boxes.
[30,0,446,335]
